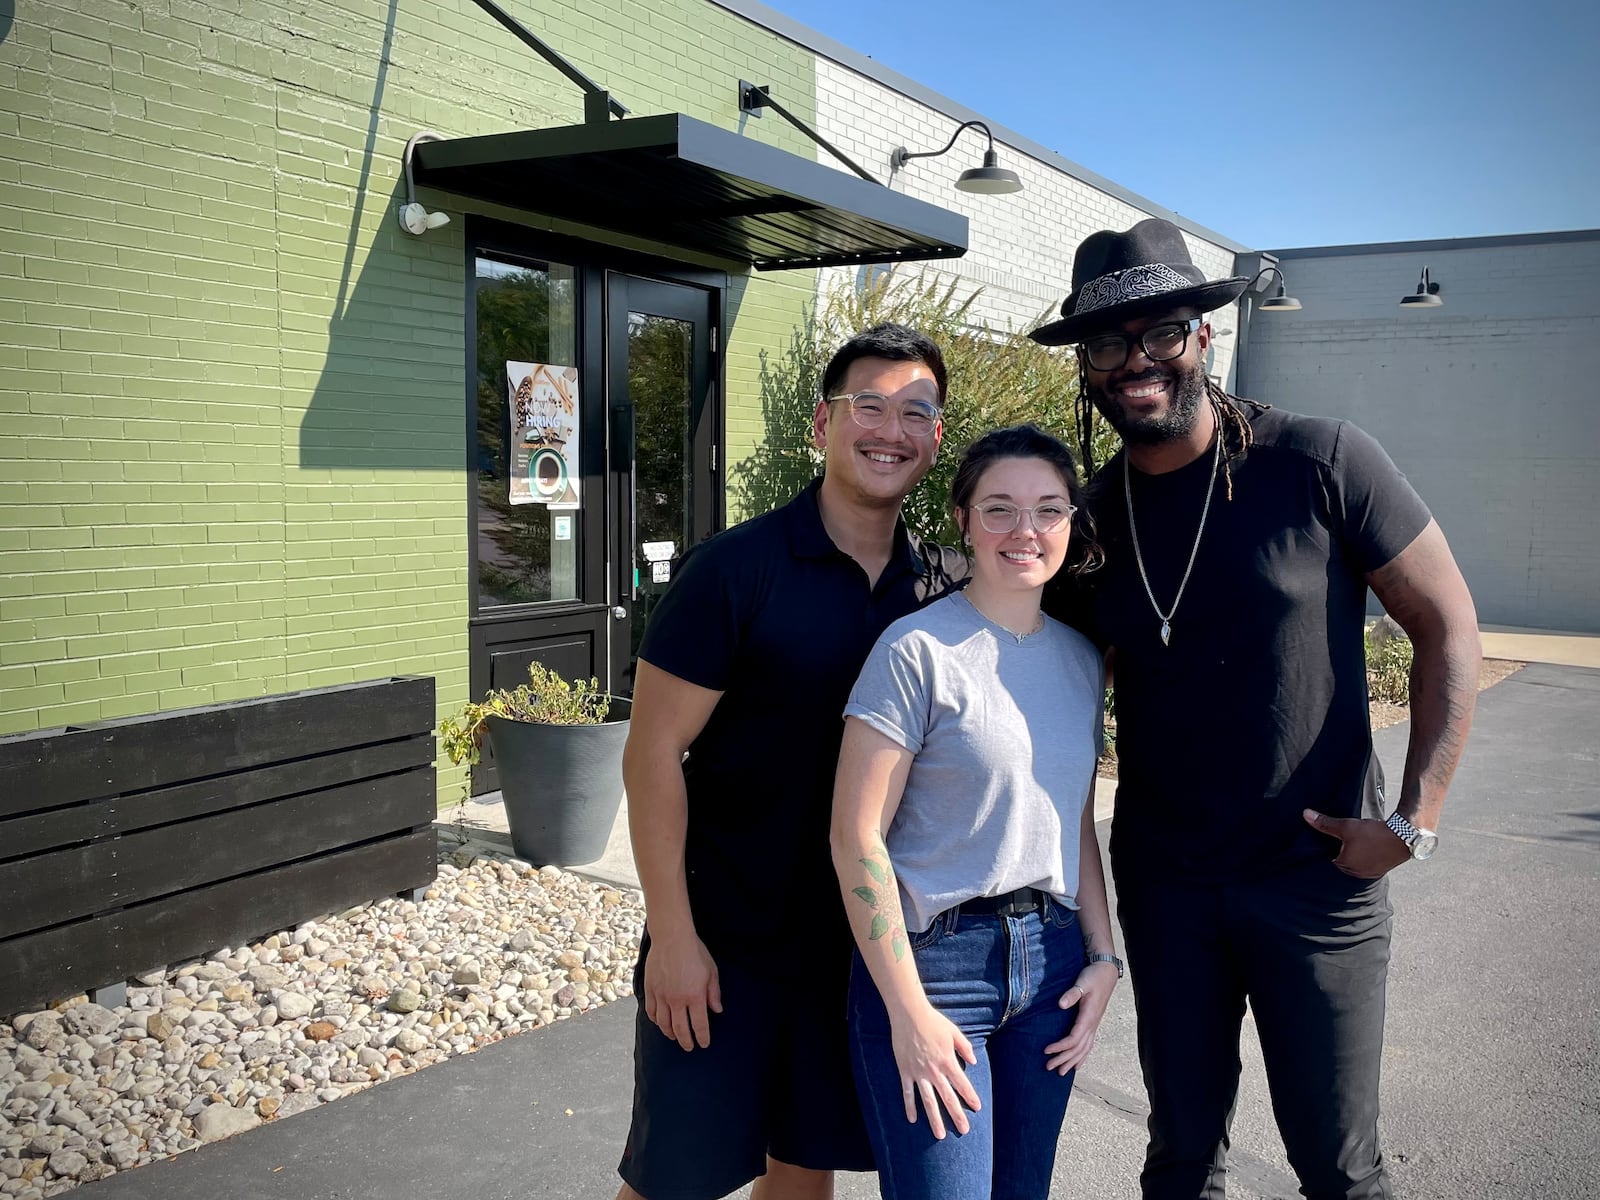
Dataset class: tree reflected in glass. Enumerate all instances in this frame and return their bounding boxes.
[474,259,578,607]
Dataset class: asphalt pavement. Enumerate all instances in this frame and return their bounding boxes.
[80,663,1600,1199]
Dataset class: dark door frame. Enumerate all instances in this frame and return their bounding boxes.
[604,273,720,692]
[461,218,727,791]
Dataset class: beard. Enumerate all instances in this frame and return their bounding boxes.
[1087,361,1208,446]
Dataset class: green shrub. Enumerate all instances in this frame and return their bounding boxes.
[731,270,1116,544]
[439,662,613,770]
[1365,630,1414,704]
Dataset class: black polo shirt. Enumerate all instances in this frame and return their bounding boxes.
[638,479,964,976]
[1047,407,1432,883]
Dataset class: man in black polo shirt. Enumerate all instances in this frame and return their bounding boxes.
[1034,221,1482,1200]
[615,324,963,1200]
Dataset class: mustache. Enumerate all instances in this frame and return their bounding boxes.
[1109,368,1174,387]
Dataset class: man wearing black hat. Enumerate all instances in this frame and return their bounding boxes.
[1035,219,1482,1200]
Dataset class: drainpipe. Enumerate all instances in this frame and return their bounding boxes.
[1231,250,1283,398]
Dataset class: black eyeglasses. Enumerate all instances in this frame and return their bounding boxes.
[827,392,941,438]
[1081,318,1201,372]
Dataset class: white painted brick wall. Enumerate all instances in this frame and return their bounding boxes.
[1242,238,1600,632]
[812,59,1240,387]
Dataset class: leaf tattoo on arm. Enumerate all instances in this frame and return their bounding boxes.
[852,843,910,962]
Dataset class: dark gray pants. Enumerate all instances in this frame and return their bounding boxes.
[1114,858,1394,1200]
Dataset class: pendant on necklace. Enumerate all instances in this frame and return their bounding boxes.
[1160,620,1171,646]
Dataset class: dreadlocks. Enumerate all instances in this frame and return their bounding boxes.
[1203,378,1272,501]
[1073,364,1271,501]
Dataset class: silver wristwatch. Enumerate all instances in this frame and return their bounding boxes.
[1384,811,1439,861]
[1086,952,1125,979]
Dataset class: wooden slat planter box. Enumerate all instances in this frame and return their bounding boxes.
[0,677,438,1018]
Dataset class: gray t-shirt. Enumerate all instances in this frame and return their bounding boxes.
[843,591,1105,934]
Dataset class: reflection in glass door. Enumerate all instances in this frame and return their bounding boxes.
[628,311,693,663]
[607,275,717,691]
[473,256,581,608]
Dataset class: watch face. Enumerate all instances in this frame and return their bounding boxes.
[1412,832,1439,861]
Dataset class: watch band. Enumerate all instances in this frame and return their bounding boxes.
[1385,810,1420,845]
[1385,810,1440,860]
[1086,952,1125,979]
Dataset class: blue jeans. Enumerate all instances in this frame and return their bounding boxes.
[847,899,1087,1200]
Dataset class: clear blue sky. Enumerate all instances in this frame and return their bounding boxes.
[761,0,1600,249]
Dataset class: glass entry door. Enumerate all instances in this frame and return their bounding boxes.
[468,251,609,795]
[466,248,720,795]
[606,274,718,694]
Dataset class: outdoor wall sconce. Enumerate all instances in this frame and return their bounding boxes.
[1400,266,1443,308]
[891,121,1023,195]
[398,131,451,236]
[1250,264,1302,312]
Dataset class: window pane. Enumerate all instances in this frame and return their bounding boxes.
[474,257,579,609]
[629,311,692,664]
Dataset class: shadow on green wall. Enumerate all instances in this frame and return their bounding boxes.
[298,0,461,472]
[727,294,821,520]
[297,176,464,472]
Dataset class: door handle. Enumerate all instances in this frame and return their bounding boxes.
[611,405,635,460]
[611,605,627,620]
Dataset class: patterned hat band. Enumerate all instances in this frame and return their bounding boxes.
[1072,263,1198,317]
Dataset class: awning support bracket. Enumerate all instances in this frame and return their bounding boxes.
[469,0,629,123]
[738,81,879,185]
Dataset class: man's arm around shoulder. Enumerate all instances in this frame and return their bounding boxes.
[625,659,725,1051]
[1304,519,1482,877]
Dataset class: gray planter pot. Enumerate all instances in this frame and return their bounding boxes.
[483,701,631,868]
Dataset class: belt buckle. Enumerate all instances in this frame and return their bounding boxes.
[1000,888,1041,917]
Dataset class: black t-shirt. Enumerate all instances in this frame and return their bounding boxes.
[638,479,964,974]
[1048,406,1432,881]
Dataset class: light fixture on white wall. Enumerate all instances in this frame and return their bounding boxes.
[1250,264,1302,312]
[398,131,452,236]
[891,121,1023,195]
[1400,266,1443,308]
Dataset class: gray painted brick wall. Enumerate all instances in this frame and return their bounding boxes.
[1239,236,1600,633]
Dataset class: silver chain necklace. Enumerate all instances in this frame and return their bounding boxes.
[956,590,1044,645]
[1124,434,1221,646]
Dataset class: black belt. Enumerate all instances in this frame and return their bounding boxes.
[958,887,1051,917]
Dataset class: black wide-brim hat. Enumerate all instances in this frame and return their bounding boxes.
[1030,217,1250,347]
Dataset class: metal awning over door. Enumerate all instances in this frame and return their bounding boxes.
[412,113,969,271]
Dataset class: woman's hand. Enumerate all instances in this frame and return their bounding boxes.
[889,1002,982,1139]
[1043,960,1121,1074]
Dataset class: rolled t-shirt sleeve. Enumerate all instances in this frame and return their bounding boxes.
[1330,420,1434,573]
[636,543,741,691]
[844,639,929,754]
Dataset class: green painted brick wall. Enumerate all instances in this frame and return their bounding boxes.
[0,0,819,802]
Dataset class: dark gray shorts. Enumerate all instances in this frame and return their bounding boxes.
[618,935,874,1200]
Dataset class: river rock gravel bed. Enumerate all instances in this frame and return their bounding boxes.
[0,844,645,1197]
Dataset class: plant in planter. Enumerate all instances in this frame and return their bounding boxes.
[439,663,631,868]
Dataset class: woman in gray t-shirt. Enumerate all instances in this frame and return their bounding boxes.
[832,426,1120,1200]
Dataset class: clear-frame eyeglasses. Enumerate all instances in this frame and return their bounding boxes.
[972,501,1077,535]
[827,392,941,438]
